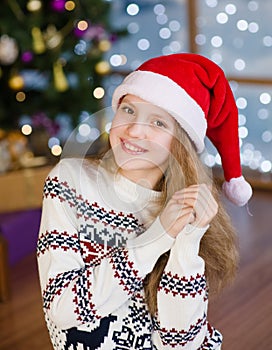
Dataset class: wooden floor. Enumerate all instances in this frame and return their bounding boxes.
[0,190,271,349]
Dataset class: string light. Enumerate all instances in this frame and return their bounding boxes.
[65,1,75,11]
[93,87,105,99]
[126,4,139,16]
[27,0,42,12]
[21,124,32,135]
[51,144,62,156]
[16,91,26,102]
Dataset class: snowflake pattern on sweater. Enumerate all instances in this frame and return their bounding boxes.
[37,158,223,350]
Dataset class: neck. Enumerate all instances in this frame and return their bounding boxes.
[119,168,163,190]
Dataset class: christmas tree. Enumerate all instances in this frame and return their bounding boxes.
[0,0,125,131]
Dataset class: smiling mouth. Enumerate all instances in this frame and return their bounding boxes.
[120,139,147,154]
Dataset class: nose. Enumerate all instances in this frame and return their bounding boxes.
[126,121,147,138]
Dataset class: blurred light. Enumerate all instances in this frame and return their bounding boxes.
[127,22,139,34]
[169,41,182,52]
[137,38,150,50]
[211,53,223,64]
[51,145,62,156]
[156,14,168,25]
[76,133,87,143]
[89,128,100,140]
[162,46,172,55]
[153,4,165,15]
[48,137,60,148]
[127,3,139,16]
[195,34,206,45]
[169,20,181,32]
[263,36,272,47]
[262,131,272,143]
[248,1,259,11]
[258,108,269,119]
[248,22,259,33]
[95,61,111,74]
[239,126,248,138]
[230,80,239,92]
[74,40,87,55]
[236,97,247,109]
[260,92,271,105]
[159,28,171,39]
[77,20,88,31]
[93,87,105,99]
[105,122,112,133]
[237,20,248,31]
[98,39,111,52]
[79,123,91,137]
[9,75,24,90]
[16,91,26,102]
[205,0,218,8]
[27,0,42,12]
[238,114,247,126]
[260,160,272,172]
[21,124,32,135]
[110,54,122,66]
[234,59,246,71]
[216,12,228,24]
[211,35,223,47]
[120,54,127,65]
[249,160,259,170]
[225,4,237,15]
[65,1,75,11]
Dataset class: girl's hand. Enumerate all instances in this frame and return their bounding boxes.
[159,184,218,238]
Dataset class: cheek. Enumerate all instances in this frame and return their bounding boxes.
[153,133,173,153]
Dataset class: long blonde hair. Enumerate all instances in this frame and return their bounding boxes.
[143,123,239,315]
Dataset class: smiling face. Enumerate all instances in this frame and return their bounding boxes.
[109,94,176,188]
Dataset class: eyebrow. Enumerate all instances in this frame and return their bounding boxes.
[120,97,135,107]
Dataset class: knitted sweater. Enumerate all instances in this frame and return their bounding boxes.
[37,158,223,350]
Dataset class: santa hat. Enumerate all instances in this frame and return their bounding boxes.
[112,53,252,206]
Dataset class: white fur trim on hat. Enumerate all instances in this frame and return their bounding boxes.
[222,176,253,206]
[112,70,207,152]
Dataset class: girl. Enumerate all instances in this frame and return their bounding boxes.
[37,53,252,350]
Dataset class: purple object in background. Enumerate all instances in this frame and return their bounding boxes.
[0,209,41,265]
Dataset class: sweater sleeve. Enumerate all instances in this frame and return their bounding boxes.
[37,160,175,330]
[152,224,223,350]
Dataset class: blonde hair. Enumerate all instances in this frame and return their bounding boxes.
[143,123,239,315]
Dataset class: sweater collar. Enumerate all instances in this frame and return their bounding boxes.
[97,161,162,213]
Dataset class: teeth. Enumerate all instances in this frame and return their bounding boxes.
[123,141,143,152]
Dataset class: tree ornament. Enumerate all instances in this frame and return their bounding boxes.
[95,61,111,75]
[27,0,42,12]
[53,60,69,92]
[98,39,111,52]
[31,27,46,54]
[21,51,34,63]
[50,0,66,12]
[0,35,19,65]
[44,25,63,50]
[8,72,24,90]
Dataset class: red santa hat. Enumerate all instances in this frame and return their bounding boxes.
[112,53,252,206]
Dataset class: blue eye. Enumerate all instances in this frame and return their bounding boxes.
[122,106,134,115]
[154,120,166,128]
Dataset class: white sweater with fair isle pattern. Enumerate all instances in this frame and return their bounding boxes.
[37,158,222,350]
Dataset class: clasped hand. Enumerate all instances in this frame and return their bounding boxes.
[159,184,218,238]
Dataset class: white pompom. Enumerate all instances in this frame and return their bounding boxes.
[222,176,253,206]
